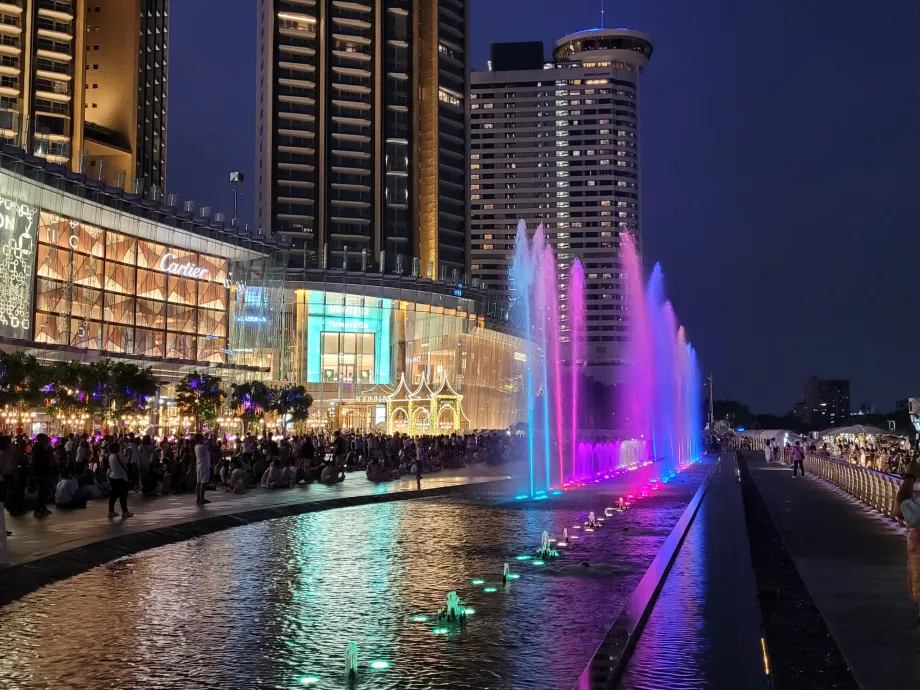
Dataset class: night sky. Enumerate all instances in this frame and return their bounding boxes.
[168,0,920,414]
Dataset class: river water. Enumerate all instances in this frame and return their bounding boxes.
[0,465,709,689]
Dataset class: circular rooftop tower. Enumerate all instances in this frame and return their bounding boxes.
[553,28,653,71]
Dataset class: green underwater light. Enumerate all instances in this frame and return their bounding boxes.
[370,660,390,670]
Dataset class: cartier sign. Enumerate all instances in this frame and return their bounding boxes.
[159,253,210,280]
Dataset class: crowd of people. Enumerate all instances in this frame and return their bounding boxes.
[0,428,521,524]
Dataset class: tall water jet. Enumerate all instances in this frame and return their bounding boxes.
[569,259,586,484]
[511,221,536,496]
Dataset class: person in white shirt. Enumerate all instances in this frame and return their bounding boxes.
[107,442,133,518]
[194,434,211,505]
[54,469,87,510]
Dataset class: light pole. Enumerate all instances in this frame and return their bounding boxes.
[230,171,244,225]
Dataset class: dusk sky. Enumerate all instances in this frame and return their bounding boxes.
[168,0,920,414]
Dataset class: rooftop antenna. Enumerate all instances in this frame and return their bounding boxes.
[601,0,605,29]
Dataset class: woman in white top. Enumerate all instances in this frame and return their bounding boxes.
[107,442,134,519]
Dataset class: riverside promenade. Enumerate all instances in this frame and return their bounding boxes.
[0,465,510,605]
[610,451,920,690]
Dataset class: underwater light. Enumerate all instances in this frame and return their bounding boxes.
[370,661,390,670]
[433,628,450,635]
[532,560,545,566]
[507,573,521,579]
[557,541,568,547]
[483,587,498,593]
[515,554,532,561]
[551,490,562,495]
[412,615,429,622]
[515,494,528,500]
[299,676,320,685]
[471,579,485,585]
[464,607,476,615]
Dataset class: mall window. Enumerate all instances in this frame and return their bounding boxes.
[321,332,375,383]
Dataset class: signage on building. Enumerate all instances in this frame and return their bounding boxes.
[0,194,37,338]
[159,253,210,280]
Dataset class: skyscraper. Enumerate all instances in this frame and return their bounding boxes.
[469,28,653,382]
[255,0,468,277]
[0,0,168,191]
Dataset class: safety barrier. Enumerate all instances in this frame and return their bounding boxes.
[805,452,903,523]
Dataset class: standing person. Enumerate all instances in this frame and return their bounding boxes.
[31,433,53,518]
[107,442,133,518]
[764,440,773,464]
[893,459,920,620]
[333,430,347,467]
[194,433,211,505]
[791,441,805,478]
[415,453,423,491]
[0,435,13,563]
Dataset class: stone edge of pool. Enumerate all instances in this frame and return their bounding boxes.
[573,457,720,690]
[0,480,505,608]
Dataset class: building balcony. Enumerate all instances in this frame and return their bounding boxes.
[36,47,71,62]
[35,67,70,81]
[0,84,18,97]
[332,49,370,63]
[0,63,18,76]
[278,77,315,89]
[333,0,371,12]
[279,44,315,58]
[37,1,74,22]
[278,144,315,155]
[36,26,72,42]
[0,2,22,16]
[332,16,371,30]
[0,21,21,36]
[332,82,371,95]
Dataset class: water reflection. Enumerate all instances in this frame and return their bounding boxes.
[0,479,704,690]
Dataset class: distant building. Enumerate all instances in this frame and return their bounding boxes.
[469,28,653,382]
[797,375,850,428]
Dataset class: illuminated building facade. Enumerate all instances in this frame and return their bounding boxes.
[0,0,168,193]
[469,29,653,382]
[0,144,526,433]
[254,0,469,279]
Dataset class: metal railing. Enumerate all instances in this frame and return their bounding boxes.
[805,452,903,523]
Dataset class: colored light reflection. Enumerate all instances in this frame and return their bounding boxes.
[471,579,485,585]
[433,628,450,635]
[412,615,429,622]
[483,587,498,593]
[464,607,476,615]
[299,676,320,685]
[515,555,532,561]
[532,560,545,566]
[507,573,521,579]
[370,660,390,670]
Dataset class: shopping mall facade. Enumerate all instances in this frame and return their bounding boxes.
[0,148,529,434]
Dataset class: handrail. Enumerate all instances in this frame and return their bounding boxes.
[805,452,904,525]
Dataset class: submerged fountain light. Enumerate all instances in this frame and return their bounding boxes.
[471,579,485,585]
[464,607,476,615]
[370,660,390,670]
[433,628,450,635]
[299,676,320,685]
[483,587,498,593]
[532,560,545,566]
[412,615,429,623]
[515,554,532,561]
[507,573,521,580]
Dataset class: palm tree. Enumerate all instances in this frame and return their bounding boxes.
[176,371,225,429]
[270,384,313,432]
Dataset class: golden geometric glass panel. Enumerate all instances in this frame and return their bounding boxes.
[34,311,68,345]
[136,267,166,301]
[135,298,165,330]
[35,278,69,315]
[70,318,102,350]
[72,252,103,289]
[104,323,134,354]
[70,222,105,257]
[72,286,102,321]
[196,253,228,284]
[104,262,136,295]
[105,230,136,265]
[37,244,69,281]
[166,332,196,360]
[104,292,134,324]
[196,308,227,337]
[197,281,227,310]
[38,212,72,250]
[197,336,226,363]
[167,303,196,333]
[135,327,165,358]
[167,247,196,266]
[136,239,166,270]
[167,274,196,305]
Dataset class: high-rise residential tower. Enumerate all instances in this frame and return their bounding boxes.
[0,0,168,191]
[469,28,653,382]
[255,0,468,277]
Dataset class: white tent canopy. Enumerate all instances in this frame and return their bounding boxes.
[817,425,906,438]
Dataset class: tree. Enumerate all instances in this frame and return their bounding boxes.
[110,361,159,414]
[230,380,272,433]
[44,360,83,416]
[0,352,44,409]
[176,371,225,427]
[270,384,313,429]
[712,399,756,429]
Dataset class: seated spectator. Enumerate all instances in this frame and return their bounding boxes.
[141,458,165,496]
[54,469,87,510]
[228,459,248,494]
[261,459,289,489]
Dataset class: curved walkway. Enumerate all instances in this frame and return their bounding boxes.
[0,465,511,606]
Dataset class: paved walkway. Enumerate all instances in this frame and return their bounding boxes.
[2,464,510,568]
[749,452,920,690]
[617,454,768,690]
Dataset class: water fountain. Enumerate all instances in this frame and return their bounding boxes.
[345,641,359,680]
[536,530,560,560]
[509,222,701,496]
[437,591,467,624]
